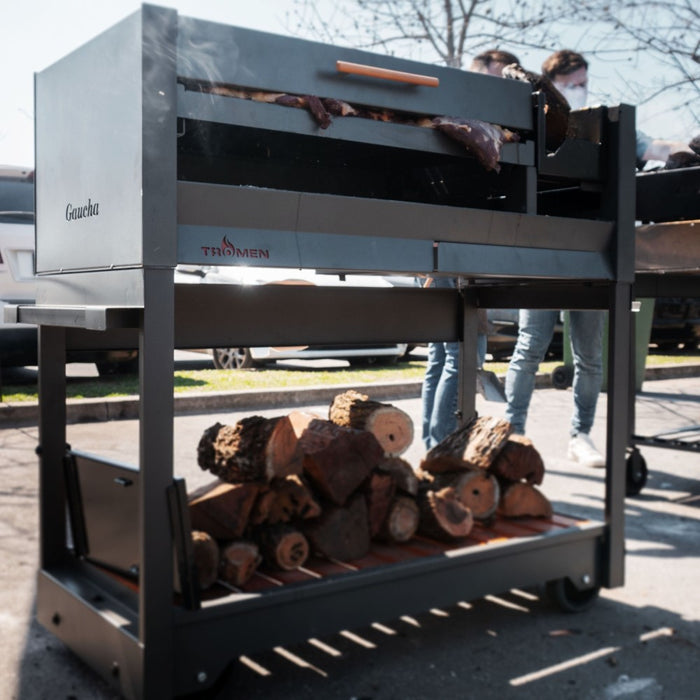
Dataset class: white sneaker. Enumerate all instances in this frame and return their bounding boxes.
[567,433,605,468]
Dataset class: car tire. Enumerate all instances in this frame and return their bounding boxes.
[96,357,139,376]
[348,356,398,367]
[212,347,258,370]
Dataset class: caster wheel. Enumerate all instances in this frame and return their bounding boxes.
[547,577,600,613]
[551,364,574,390]
[626,449,648,496]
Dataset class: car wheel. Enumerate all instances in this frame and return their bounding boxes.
[348,356,398,367]
[212,347,257,370]
[96,357,139,376]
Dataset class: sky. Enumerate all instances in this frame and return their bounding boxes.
[0,0,693,167]
[0,0,298,166]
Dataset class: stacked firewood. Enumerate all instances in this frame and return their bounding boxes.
[186,390,551,591]
[187,391,418,589]
[418,416,552,541]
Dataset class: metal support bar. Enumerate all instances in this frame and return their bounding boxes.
[139,270,176,697]
[37,325,68,569]
[458,286,478,426]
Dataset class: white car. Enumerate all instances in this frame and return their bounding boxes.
[175,265,409,369]
[0,165,137,374]
[0,166,39,367]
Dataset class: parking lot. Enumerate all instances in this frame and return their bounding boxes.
[1,368,699,699]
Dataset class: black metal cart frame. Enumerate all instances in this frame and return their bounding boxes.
[7,5,637,697]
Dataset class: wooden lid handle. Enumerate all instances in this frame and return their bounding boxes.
[336,60,439,87]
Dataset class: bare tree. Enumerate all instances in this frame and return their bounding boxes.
[288,0,566,69]
[286,0,697,137]
[574,1,698,124]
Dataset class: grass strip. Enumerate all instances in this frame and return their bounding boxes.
[2,352,698,403]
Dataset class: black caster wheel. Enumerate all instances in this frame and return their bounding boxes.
[546,577,600,613]
[551,364,574,390]
[626,449,648,496]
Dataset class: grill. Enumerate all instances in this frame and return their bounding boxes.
[626,165,700,485]
[12,5,637,698]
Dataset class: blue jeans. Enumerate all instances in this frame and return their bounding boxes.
[422,339,461,449]
[421,278,488,449]
[505,309,605,436]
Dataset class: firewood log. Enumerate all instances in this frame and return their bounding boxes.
[497,482,553,519]
[188,480,262,539]
[299,419,384,505]
[257,524,310,571]
[268,475,322,523]
[248,487,277,526]
[304,494,371,561]
[377,456,419,496]
[364,470,397,538]
[489,434,545,485]
[417,486,474,541]
[378,495,420,543]
[249,475,322,526]
[328,389,414,457]
[431,469,500,521]
[188,530,220,592]
[197,414,309,483]
[219,541,262,587]
[422,415,513,473]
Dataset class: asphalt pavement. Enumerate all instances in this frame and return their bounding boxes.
[1,367,699,699]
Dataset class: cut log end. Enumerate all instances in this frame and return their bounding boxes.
[190,530,220,591]
[432,470,501,521]
[258,525,310,571]
[328,390,414,456]
[219,541,262,587]
[418,487,474,541]
[498,482,553,519]
[379,496,420,543]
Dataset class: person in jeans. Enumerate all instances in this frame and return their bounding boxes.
[506,49,693,468]
[421,50,517,450]
[421,277,488,449]
[505,310,606,466]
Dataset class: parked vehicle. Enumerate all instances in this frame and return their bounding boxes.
[0,166,137,374]
[175,265,409,369]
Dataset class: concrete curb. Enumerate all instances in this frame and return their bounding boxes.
[2,364,699,428]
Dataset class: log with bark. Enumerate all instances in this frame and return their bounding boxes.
[428,469,500,521]
[256,524,310,571]
[248,474,322,526]
[364,470,397,538]
[219,540,262,587]
[497,482,553,519]
[328,390,414,457]
[422,415,513,473]
[198,414,313,483]
[188,480,262,539]
[377,456,419,496]
[299,419,384,505]
[417,486,474,541]
[378,495,420,543]
[186,530,220,592]
[489,434,545,485]
[303,493,371,561]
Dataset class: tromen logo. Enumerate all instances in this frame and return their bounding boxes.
[201,235,270,260]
